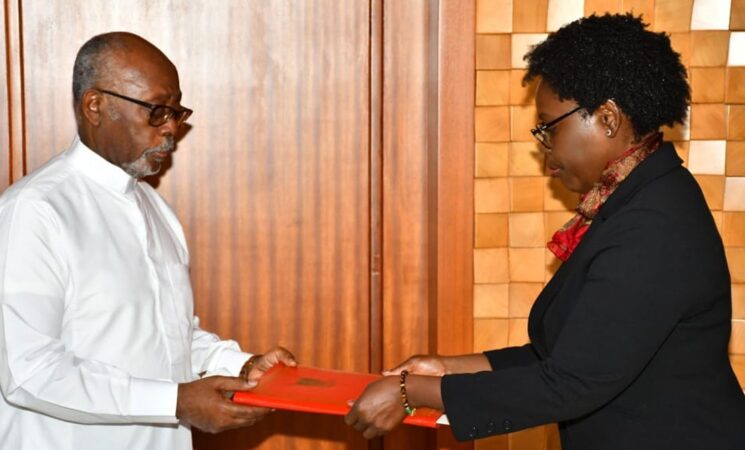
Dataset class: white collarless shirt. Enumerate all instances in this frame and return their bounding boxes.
[0,137,251,450]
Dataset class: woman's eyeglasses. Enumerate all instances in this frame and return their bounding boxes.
[98,89,193,127]
[530,105,582,149]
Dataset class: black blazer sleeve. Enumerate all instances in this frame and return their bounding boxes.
[483,344,539,371]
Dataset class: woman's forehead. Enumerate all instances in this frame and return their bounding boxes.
[535,81,573,114]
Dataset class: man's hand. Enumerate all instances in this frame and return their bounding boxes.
[240,346,297,382]
[176,376,272,433]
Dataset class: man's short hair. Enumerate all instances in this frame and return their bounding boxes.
[72,33,127,105]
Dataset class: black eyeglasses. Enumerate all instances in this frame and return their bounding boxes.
[98,89,193,127]
[530,105,582,149]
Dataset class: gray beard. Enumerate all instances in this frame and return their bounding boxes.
[121,136,175,178]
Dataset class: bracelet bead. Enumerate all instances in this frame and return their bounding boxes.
[399,370,416,416]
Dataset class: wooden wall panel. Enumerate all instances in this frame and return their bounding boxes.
[171,2,372,449]
[382,0,436,374]
[17,0,84,172]
[4,0,24,186]
[436,1,475,449]
[382,0,438,448]
[370,0,384,377]
[15,1,372,450]
[436,0,475,359]
[1,1,9,189]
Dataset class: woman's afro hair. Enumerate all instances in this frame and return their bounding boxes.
[524,13,690,137]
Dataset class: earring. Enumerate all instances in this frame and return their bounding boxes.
[606,129,612,136]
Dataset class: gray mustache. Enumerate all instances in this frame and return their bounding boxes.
[146,136,175,155]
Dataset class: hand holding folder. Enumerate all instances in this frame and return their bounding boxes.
[232,364,448,428]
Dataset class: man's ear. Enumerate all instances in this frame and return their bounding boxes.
[80,89,103,127]
[597,99,622,138]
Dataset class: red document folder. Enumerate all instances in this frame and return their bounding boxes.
[232,365,446,428]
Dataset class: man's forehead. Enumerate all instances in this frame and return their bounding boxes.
[107,51,180,95]
[109,44,176,74]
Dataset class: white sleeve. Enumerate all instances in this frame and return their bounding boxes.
[190,317,253,376]
[0,198,178,424]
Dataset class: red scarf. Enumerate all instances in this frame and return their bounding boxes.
[547,132,663,261]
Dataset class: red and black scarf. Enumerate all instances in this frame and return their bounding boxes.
[547,132,663,262]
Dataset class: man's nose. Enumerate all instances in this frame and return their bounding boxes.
[158,115,179,137]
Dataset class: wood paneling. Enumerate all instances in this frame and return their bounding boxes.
[370,0,384,377]
[19,0,373,363]
[181,2,372,448]
[382,0,438,447]
[1,1,9,189]
[382,0,435,373]
[437,0,475,360]
[438,0,476,445]
[15,2,372,450]
[4,0,24,187]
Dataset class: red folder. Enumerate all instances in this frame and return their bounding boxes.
[232,365,446,428]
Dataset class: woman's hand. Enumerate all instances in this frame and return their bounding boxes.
[386,353,492,376]
[344,376,405,439]
[345,373,444,439]
[383,354,447,377]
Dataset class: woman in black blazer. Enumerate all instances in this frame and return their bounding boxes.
[345,13,745,450]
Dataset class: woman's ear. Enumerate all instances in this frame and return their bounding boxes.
[598,99,622,138]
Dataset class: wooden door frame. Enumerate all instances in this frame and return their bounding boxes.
[372,0,474,447]
[433,1,474,448]
[4,0,26,187]
[371,1,473,447]
[433,0,474,359]
[371,0,474,367]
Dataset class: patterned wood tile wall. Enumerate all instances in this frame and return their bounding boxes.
[473,1,744,448]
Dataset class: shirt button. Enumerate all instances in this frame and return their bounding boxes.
[502,419,513,431]
[468,425,478,438]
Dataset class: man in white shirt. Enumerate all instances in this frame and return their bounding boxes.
[0,32,296,449]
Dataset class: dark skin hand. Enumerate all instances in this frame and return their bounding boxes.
[345,353,491,438]
[177,346,297,433]
[240,346,298,382]
[345,376,409,439]
[382,353,491,377]
[176,376,269,433]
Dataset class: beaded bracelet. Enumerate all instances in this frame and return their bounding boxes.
[399,370,416,416]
